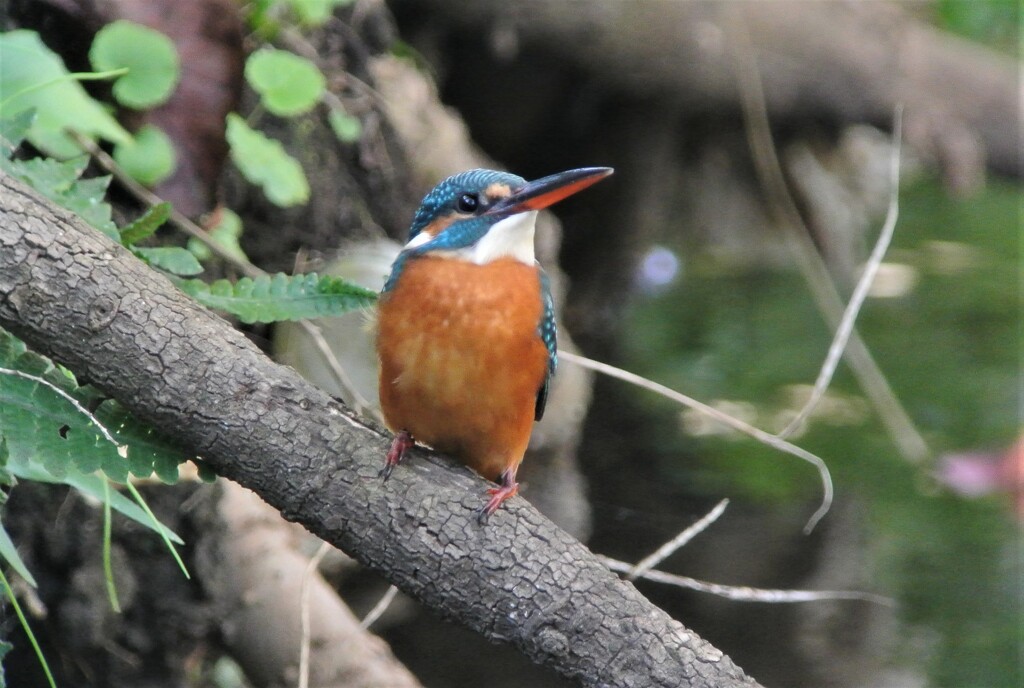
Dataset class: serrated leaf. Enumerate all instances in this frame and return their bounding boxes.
[94,400,184,483]
[119,202,171,247]
[56,174,118,240]
[133,246,203,276]
[89,21,180,109]
[225,113,309,207]
[178,272,378,323]
[0,328,188,485]
[0,108,35,156]
[2,153,120,240]
[0,366,116,480]
[328,109,361,143]
[1,155,88,194]
[113,125,175,186]
[0,30,131,157]
[245,48,324,117]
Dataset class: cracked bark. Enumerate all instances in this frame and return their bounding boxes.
[0,173,760,687]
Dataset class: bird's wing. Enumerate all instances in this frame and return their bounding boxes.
[535,267,557,421]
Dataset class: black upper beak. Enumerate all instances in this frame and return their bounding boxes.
[488,167,614,215]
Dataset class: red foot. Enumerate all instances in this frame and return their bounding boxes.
[478,468,519,523]
[380,430,414,481]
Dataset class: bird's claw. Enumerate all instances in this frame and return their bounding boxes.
[381,430,414,482]
[477,473,519,524]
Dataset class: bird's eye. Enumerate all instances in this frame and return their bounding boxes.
[456,193,479,213]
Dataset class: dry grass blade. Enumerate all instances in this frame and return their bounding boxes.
[602,556,894,606]
[298,540,332,688]
[360,585,400,630]
[560,352,833,533]
[298,320,375,416]
[627,499,729,581]
[726,8,928,463]
[778,106,904,439]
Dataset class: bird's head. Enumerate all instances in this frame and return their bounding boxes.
[385,167,613,289]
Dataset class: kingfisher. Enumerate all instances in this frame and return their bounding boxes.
[376,166,613,520]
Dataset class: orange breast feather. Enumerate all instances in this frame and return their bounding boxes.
[377,256,548,479]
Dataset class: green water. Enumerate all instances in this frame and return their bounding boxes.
[621,177,1021,687]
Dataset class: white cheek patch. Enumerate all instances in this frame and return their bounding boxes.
[404,231,434,250]
[409,211,539,265]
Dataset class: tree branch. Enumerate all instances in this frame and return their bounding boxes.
[0,173,760,687]
[402,0,1019,180]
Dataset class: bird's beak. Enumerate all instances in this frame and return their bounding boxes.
[488,167,614,215]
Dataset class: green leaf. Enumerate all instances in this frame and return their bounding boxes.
[225,113,309,207]
[133,246,203,276]
[0,436,11,510]
[113,124,176,186]
[0,520,36,587]
[0,567,56,688]
[328,109,361,143]
[94,400,184,483]
[245,48,325,117]
[288,0,355,25]
[1,151,119,239]
[0,328,189,485]
[89,21,180,109]
[13,462,183,545]
[187,207,249,264]
[0,108,35,156]
[1,154,88,194]
[0,30,131,156]
[119,202,172,247]
[0,638,11,687]
[62,177,118,239]
[177,272,378,323]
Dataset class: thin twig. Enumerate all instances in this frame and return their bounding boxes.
[560,352,832,533]
[70,131,262,278]
[297,320,375,416]
[75,131,372,422]
[726,8,929,463]
[360,585,400,630]
[627,499,729,581]
[779,107,904,438]
[298,540,332,688]
[602,556,894,607]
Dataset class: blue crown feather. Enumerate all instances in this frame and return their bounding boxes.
[407,169,526,241]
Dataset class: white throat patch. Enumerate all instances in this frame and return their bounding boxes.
[408,211,538,265]
[468,211,538,264]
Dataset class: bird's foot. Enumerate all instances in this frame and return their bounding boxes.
[477,468,519,524]
[380,430,414,481]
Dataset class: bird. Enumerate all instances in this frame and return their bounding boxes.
[376,166,613,520]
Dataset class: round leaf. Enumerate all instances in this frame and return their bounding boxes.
[89,21,180,109]
[113,125,176,186]
[244,48,325,117]
[0,31,131,156]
